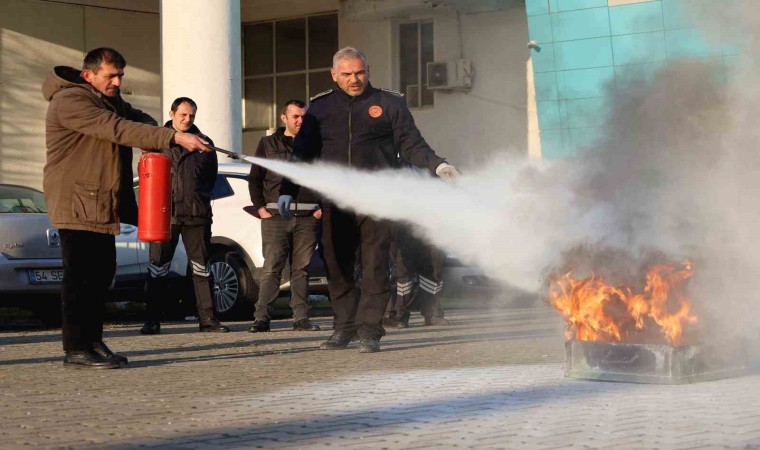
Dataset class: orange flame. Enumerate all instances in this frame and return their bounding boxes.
[549,261,698,346]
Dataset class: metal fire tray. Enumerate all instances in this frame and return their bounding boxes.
[565,340,748,384]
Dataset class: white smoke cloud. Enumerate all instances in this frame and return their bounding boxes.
[249,155,576,293]
[247,0,760,347]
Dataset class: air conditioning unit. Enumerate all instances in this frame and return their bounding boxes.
[427,59,473,91]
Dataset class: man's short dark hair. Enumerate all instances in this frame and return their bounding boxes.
[281,99,306,115]
[82,48,126,72]
[170,97,198,112]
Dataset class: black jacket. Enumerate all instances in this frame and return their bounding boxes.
[162,121,217,225]
[248,128,319,211]
[281,83,445,197]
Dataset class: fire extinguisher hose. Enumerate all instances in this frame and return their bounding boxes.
[207,145,260,165]
[207,145,241,159]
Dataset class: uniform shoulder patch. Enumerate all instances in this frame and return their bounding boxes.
[379,87,404,97]
[309,89,333,102]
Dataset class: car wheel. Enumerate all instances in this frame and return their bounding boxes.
[208,250,257,319]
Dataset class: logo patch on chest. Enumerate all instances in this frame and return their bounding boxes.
[368,105,383,118]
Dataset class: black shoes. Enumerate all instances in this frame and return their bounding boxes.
[63,350,120,369]
[248,320,271,333]
[357,336,381,353]
[383,315,409,329]
[319,331,357,350]
[199,317,230,333]
[293,319,321,331]
[92,340,128,365]
[139,320,161,335]
[424,317,450,326]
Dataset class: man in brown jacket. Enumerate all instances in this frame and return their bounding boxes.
[43,47,209,369]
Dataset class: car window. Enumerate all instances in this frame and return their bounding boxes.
[0,185,47,213]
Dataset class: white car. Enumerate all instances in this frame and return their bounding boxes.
[113,163,328,319]
[3,165,504,324]
[0,166,327,323]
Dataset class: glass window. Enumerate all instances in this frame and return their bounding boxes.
[309,71,334,97]
[309,14,338,68]
[421,22,435,107]
[400,23,419,108]
[399,21,435,109]
[244,23,273,76]
[276,19,306,72]
[276,74,306,110]
[244,77,274,129]
[0,185,47,213]
[243,13,338,133]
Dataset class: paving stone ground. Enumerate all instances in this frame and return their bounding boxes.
[1,305,759,449]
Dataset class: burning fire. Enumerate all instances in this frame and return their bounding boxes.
[549,260,698,346]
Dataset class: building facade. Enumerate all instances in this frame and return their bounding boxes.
[0,0,530,189]
[1,0,739,189]
[526,0,741,159]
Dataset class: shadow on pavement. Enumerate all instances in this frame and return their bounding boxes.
[0,323,557,367]
[93,371,640,449]
[0,307,555,345]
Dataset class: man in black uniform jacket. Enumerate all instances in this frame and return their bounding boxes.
[279,47,459,353]
[140,97,229,335]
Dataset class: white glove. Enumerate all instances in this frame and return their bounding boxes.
[435,163,460,182]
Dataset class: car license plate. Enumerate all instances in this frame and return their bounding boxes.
[28,269,64,284]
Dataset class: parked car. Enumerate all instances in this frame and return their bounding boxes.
[115,163,329,319]
[0,184,63,324]
[0,167,329,323]
[439,255,525,305]
[2,166,509,325]
[120,163,506,318]
[0,183,153,324]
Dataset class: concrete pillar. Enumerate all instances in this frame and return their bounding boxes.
[160,0,242,159]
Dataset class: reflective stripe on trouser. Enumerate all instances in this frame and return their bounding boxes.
[388,277,414,322]
[321,205,392,339]
[418,275,445,320]
[148,262,171,278]
[145,224,215,321]
[396,280,414,297]
[190,260,209,277]
[386,225,445,321]
[254,215,317,322]
[418,275,443,295]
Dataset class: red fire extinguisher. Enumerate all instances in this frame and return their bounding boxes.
[137,152,172,242]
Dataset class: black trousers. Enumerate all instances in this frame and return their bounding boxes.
[321,204,393,339]
[255,214,317,322]
[60,229,116,352]
[387,226,445,321]
[145,224,214,321]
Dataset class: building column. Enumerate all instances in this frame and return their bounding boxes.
[160,0,242,159]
